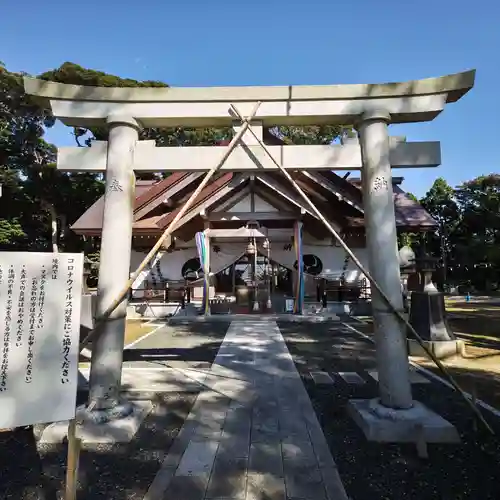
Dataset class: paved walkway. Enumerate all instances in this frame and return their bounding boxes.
[145,320,348,500]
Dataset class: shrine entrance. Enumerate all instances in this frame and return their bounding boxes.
[24,70,480,438]
[213,253,293,314]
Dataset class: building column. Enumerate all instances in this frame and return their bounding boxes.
[88,115,141,412]
[357,110,412,410]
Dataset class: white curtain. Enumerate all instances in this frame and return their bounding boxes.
[261,244,370,283]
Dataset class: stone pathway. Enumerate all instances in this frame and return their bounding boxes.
[145,320,348,500]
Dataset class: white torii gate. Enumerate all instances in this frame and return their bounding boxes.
[24,71,475,433]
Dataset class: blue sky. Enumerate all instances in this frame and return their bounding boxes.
[2,0,498,197]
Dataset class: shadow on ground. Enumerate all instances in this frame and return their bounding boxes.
[279,319,500,500]
[0,322,231,500]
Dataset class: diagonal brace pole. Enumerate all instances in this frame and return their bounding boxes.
[230,104,494,434]
[80,101,261,349]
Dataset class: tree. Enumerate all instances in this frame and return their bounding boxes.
[38,62,345,153]
[38,63,233,157]
[2,61,347,255]
[0,62,55,249]
[397,191,422,251]
[454,174,500,289]
[0,62,104,252]
[272,125,348,145]
[419,178,460,284]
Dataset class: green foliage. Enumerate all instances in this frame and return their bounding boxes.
[272,125,347,145]
[0,219,25,246]
[2,61,345,254]
[2,60,498,291]
[418,176,500,290]
[38,62,234,162]
[38,62,344,150]
[39,62,167,88]
[0,63,104,251]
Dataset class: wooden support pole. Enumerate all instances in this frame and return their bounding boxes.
[229,103,494,435]
[80,102,261,349]
[65,419,82,500]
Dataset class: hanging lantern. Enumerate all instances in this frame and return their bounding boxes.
[246,240,256,255]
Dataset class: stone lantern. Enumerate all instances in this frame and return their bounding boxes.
[407,251,460,358]
[82,257,92,294]
[398,245,415,311]
[262,238,272,310]
[246,239,256,256]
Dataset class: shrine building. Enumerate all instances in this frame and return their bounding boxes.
[72,137,436,316]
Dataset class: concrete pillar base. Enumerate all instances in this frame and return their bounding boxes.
[407,339,464,359]
[347,398,460,443]
[39,400,152,444]
[83,400,135,424]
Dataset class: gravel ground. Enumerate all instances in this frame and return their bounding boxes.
[0,321,230,500]
[279,320,500,500]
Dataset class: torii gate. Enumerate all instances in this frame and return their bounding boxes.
[24,71,477,437]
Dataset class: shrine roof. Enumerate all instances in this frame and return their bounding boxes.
[71,170,436,237]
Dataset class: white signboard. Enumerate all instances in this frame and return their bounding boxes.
[0,252,83,428]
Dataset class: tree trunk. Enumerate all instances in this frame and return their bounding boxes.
[42,201,58,253]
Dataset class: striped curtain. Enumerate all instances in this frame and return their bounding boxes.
[195,232,210,314]
[293,221,305,314]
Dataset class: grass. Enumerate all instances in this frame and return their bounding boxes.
[355,297,500,409]
[124,319,156,346]
[78,319,156,368]
[416,298,500,408]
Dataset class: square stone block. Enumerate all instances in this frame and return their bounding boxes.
[408,339,462,359]
[347,398,460,443]
[338,372,365,385]
[367,369,430,384]
[40,400,153,444]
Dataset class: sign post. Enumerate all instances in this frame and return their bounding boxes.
[0,251,84,498]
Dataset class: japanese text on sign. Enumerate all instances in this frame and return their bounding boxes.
[0,252,83,428]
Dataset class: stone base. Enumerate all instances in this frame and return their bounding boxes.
[407,339,463,359]
[347,398,460,443]
[39,400,152,444]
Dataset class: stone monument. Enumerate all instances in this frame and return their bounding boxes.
[407,253,460,358]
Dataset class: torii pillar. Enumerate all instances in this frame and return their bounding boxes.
[88,115,141,414]
[357,110,412,409]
